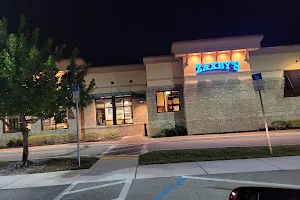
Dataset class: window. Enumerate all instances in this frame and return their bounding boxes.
[3,116,32,133]
[96,95,133,126]
[4,117,21,133]
[284,70,300,97]
[42,111,69,130]
[156,91,181,113]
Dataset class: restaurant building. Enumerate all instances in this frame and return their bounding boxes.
[1,35,300,141]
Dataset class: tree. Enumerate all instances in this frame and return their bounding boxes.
[0,16,95,166]
[55,48,95,122]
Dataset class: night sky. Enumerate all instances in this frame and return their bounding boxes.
[1,0,300,66]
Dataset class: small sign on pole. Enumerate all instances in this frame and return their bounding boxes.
[72,84,80,166]
[72,84,80,103]
[252,73,264,91]
[252,73,273,155]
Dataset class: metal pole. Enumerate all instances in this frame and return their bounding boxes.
[258,90,273,155]
[76,102,80,166]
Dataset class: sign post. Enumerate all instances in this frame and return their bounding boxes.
[252,73,273,155]
[72,84,80,166]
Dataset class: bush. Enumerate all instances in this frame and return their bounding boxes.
[161,125,187,137]
[82,131,118,142]
[289,120,300,129]
[7,138,23,147]
[28,133,76,146]
[271,120,300,130]
[271,121,290,130]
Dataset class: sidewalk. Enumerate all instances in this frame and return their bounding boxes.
[117,129,300,145]
[1,155,300,189]
[1,129,299,154]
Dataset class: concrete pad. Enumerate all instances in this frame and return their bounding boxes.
[77,158,138,183]
[0,175,29,188]
[197,159,280,174]
[136,162,207,179]
[259,156,300,170]
[3,170,86,189]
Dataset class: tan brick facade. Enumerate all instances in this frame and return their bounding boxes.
[184,78,300,135]
[146,86,186,136]
[81,100,148,138]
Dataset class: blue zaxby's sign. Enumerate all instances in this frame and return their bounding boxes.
[196,61,241,74]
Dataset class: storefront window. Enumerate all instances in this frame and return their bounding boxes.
[42,111,69,130]
[284,70,300,97]
[3,116,31,133]
[96,95,133,126]
[156,91,181,113]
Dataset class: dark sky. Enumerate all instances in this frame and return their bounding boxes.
[1,0,300,66]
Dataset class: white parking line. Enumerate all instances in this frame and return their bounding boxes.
[182,176,300,190]
[66,181,125,194]
[116,179,132,200]
[53,182,78,200]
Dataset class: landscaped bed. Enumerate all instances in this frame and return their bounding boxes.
[0,156,99,175]
[139,145,300,165]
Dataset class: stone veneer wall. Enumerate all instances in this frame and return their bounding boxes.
[82,100,148,137]
[0,113,77,147]
[184,78,300,135]
[146,86,186,137]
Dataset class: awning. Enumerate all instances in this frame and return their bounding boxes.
[92,92,146,101]
[284,70,300,92]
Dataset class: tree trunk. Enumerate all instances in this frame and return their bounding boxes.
[20,115,29,166]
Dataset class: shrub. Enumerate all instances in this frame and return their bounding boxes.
[7,138,23,147]
[28,133,76,146]
[289,120,300,129]
[271,121,290,130]
[271,120,300,130]
[83,131,118,142]
[161,125,187,137]
[82,132,101,142]
[104,131,117,140]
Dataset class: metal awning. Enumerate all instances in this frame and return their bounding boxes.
[92,92,146,101]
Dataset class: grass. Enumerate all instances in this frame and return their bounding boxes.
[139,145,300,165]
[27,157,99,174]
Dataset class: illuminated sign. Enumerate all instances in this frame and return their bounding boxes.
[196,61,240,74]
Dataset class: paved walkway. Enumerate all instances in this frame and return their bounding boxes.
[118,130,300,145]
[1,130,300,161]
[1,155,300,189]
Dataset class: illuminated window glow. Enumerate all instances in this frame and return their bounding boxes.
[196,61,240,74]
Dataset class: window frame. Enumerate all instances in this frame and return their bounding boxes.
[3,116,21,133]
[284,70,300,97]
[156,90,181,113]
[41,110,69,130]
[95,95,133,126]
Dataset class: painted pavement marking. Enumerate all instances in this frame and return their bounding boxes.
[182,176,300,190]
[52,179,131,200]
[152,177,187,200]
[116,179,133,200]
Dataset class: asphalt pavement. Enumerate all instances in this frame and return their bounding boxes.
[2,170,300,200]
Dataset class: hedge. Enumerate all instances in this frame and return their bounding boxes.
[6,131,119,148]
[271,120,300,130]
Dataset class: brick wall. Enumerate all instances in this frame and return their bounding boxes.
[146,86,186,137]
[184,78,300,135]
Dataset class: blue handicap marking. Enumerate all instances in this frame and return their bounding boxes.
[72,84,79,91]
[252,73,262,80]
[152,177,187,200]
